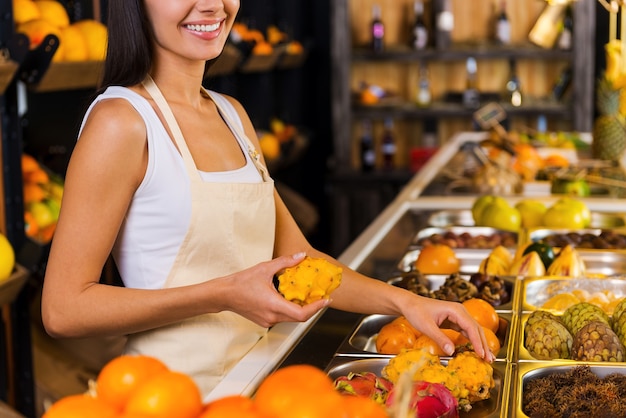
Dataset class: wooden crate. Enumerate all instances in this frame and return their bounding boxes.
[0,61,18,95]
[0,264,29,307]
[33,61,104,93]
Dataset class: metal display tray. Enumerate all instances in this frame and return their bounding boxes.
[427,209,626,229]
[411,226,518,249]
[398,248,493,275]
[388,274,518,312]
[511,362,626,418]
[325,356,510,418]
[334,312,515,361]
[519,277,626,313]
[526,227,626,250]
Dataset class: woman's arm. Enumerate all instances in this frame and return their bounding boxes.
[41,98,327,339]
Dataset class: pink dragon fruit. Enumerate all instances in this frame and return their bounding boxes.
[333,372,394,405]
[386,380,459,418]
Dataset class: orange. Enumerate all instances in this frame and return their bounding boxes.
[96,355,169,412]
[199,395,263,418]
[254,364,343,418]
[43,394,119,418]
[252,40,273,55]
[13,0,41,25]
[23,183,46,204]
[462,298,500,334]
[25,167,50,184]
[414,244,460,275]
[482,326,501,356]
[24,211,39,237]
[340,395,389,418]
[35,0,70,28]
[412,334,446,356]
[21,153,40,174]
[72,19,108,60]
[124,370,203,418]
[60,24,89,61]
[17,18,62,49]
[259,133,280,161]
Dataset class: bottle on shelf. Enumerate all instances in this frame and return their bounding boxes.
[495,1,511,45]
[416,62,432,107]
[462,57,480,109]
[528,3,567,49]
[370,4,385,52]
[432,0,453,50]
[557,5,573,50]
[552,66,573,101]
[505,59,522,107]
[360,120,376,172]
[381,118,397,170]
[411,1,428,50]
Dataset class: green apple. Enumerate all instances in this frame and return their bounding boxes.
[542,198,591,229]
[515,199,547,228]
[28,201,55,229]
[472,195,507,226]
[480,198,521,232]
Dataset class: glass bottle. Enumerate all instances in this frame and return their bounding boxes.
[381,118,397,170]
[371,4,385,53]
[505,59,522,107]
[360,120,376,172]
[462,57,480,109]
[495,1,511,45]
[558,6,573,50]
[411,1,428,50]
[433,0,453,50]
[416,62,431,107]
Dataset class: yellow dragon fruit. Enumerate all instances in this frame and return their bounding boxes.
[276,256,342,305]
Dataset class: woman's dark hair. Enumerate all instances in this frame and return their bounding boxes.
[99,0,154,91]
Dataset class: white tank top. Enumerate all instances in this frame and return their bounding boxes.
[79,86,262,289]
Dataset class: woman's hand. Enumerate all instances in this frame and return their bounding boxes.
[402,297,495,362]
[215,253,330,328]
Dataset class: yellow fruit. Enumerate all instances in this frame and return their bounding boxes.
[0,234,15,282]
[13,0,41,24]
[542,292,580,312]
[72,19,108,60]
[259,133,280,161]
[17,18,61,49]
[28,201,55,229]
[35,0,69,28]
[59,24,88,61]
[277,256,342,305]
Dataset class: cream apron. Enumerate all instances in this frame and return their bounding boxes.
[124,76,276,396]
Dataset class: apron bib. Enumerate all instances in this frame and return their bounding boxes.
[124,76,275,397]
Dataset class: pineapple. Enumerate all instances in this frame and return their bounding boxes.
[592,77,626,161]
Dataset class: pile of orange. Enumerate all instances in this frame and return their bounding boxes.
[414,243,460,275]
[461,298,502,356]
[43,355,390,418]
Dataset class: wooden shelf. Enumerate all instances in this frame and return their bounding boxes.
[352,43,574,62]
[31,61,104,92]
[0,60,18,95]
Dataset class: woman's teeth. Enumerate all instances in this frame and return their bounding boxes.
[186,23,220,32]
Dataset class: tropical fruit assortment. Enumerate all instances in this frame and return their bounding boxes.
[257,117,298,162]
[230,21,304,56]
[21,153,63,243]
[13,0,107,62]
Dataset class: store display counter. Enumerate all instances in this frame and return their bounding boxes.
[206,131,626,407]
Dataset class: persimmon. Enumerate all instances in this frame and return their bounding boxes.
[95,355,168,412]
[482,326,501,356]
[254,364,343,418]
[414,244,460,275]
[412,334,446,356]
[462,298,500,334]
[124,370,203,418]
[42,394,119,418]
[376,322,420,354]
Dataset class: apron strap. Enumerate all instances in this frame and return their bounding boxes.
[142,75,202,182]
[203,89,270,182]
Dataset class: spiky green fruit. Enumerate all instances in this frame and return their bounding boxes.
[524,317,573,360]
[562,302,611,336]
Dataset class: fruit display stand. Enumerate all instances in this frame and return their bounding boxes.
[0,264,29,307]
[247,131,626,416]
